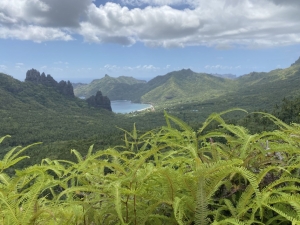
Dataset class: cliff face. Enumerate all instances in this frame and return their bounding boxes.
[86,91,112,111]
[25,69,74,97]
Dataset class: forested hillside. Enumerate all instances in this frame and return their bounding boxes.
[73,58,300,112]
[0,71,132,165]
[1,110,300,224]
[1,59,300,168]
[73,74,146,99]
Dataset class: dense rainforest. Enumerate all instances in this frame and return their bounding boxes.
[0,59,300,224]
[1,110,300,224]
[1,58,300,167]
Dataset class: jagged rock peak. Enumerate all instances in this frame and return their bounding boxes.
[25,69,74,98]
[86,91,112,111]
[291,57,300,66]
[58,80,74,98]
[25,69,56,85]
[25,69,41,82]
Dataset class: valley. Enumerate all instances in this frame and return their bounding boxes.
[1,57,300,167]
[1,58,300,225]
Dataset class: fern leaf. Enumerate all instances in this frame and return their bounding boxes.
[113,182,126,224]
[0,135,10,144]
[70,149,83,163]
[86,144,94,158]
[195,176,209,225]
[164,111,194,134]
[174,197,185,225]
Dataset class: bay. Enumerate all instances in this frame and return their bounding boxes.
[111,100,152,114]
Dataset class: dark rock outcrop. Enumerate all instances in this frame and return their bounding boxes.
[25,69,74,97]
[58,80,74,98]
[86,91,112,111]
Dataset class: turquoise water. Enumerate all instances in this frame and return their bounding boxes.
[111,100,152,114]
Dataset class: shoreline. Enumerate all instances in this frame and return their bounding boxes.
[135,104,154,112]
[111,100,154,114]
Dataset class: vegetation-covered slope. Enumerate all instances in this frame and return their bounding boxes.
[0,72,122,147]
[74,69,236,104]
[73,74,146,98]
[0,72,168,166]
[1,111,300,224]
[73,58,300,111]
[2,58,300,168]
[141,69,235,104]
[161,59,300,122]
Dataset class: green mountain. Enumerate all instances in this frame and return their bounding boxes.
[75,58,300,112]
[74,69,236,104]
[0,70,168,166]
[168,58,300,124]
[140,69,236,104]
[2,58,300,168]
[73,74,146,98]
[0,70,120,146]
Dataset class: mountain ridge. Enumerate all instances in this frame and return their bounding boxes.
[0,69,112,112]
[74,74,146,98]
[72,57,300,110]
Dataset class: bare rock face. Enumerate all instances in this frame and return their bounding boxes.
[25,69,41,82]
[25,69,74,97]
[58,80,74,98]
[86,91,112,111]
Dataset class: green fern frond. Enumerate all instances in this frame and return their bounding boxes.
[113,182,126,224]
[173,197,186,225]
[197,108,247,134]
[223,199,237,217]
[0,142,41,172]
[164,111,194,133]
[264,203,300,223]
[0,135,11,144]
[70,149,84,163]
[212,217,262,225]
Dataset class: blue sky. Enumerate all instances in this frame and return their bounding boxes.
[1,0,300,83]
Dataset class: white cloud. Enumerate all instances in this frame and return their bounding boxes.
[120,0,189,7]
[54,61,69,65]
[0,64,7,70]
[1,0,300,47]
[205,65,242,70]
[101,64,161,71]
[15,62,24,69]
[53,67,63,71]
[78,1,300,47]
[0,25,73,42]
[0,0,91,27]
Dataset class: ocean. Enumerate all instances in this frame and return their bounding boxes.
[111,100,152,114]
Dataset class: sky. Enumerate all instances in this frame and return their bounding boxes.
[1,0,300,83]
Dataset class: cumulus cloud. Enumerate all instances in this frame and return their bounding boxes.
[101,64,161,71]
[0,0,92,27]
[120,0,189,7]
[0,0,88,41]
[15,62,25,69]
[77,0,300,47]
[54,61,69,65]
[205,65,241,70]
[1,0,300,47]
[0,64,7,70]
[0,25,73,42]
[269,0,300,6]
